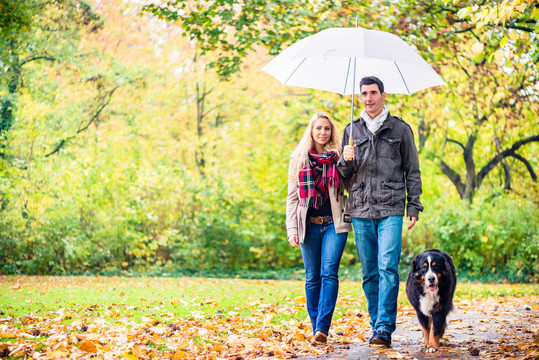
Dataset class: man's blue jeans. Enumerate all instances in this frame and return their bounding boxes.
[300,221,347,335]
[352,216,403,334]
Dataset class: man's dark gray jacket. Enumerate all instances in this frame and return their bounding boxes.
[337,113,424,219]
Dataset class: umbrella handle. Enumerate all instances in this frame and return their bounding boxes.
[345,137,354,161]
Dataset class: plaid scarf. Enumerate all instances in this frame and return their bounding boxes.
[298,149,341,209]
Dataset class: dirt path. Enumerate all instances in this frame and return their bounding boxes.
[303,297,539,360]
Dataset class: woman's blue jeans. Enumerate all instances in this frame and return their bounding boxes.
[351,216,403,334]
[300,221,347,335]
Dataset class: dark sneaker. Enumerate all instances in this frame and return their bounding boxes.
[371,330,391,347]
[368,332,375,344]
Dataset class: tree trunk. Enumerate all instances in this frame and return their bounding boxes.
[0,46,21,158]
[463,134,477,203]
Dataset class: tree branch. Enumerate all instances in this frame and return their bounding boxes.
[20,55,57,66]
[452,26,475,34]
[505,24,535,32]
[437,159,466,199]
[76,87,118,134]
[511,153,537,181]
[477,135,539,188]
[447,138,465,152]
[45,86,118,157]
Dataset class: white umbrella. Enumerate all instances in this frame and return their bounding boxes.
[261,27,445,95]
[261,27,445,145]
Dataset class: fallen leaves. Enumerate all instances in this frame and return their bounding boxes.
[468,345,480,356]
[10,283,21,290]
[0,277,538,360]
[0,304,331,359]
[79,340,98,353]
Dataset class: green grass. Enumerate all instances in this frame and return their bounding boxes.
[1,276,538,332]
[69,263,537,284]
[0,276,308,329]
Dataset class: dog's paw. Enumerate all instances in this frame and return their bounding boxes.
[426,347,439,353]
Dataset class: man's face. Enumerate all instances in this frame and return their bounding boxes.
[360,83,387,118]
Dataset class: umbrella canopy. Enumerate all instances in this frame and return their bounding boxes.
[261,27,445,96]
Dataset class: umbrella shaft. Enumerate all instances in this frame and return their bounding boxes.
[350,57,357,142]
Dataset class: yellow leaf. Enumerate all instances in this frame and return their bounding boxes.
[100,344,113,352]
[494,50,505,64]
[471,42,484,54]
[46,350,69,358]
[263,314,273,326]
[154,335,166,344]
[172,350,187,359]
[121,353,139,360]
[294,296,307,304]
[79,340,97,353]
[178,339,189,349]
[515,3,526,12]
[508,32,519,41]
[213,345,225,352]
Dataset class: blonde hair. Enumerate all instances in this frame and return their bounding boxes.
[289,111,342,181]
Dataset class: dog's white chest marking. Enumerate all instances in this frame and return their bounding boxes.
[419,288,440,316]
[420,256,440,316]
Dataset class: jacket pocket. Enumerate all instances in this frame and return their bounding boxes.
[350,181,365,208]
[379,137,401,158]
[384,181,406,207]
[354,137,369,164]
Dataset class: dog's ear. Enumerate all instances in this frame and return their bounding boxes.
[443,252,455,274]
[412,256,419,272]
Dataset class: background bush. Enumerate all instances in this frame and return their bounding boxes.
[403,193,539,282]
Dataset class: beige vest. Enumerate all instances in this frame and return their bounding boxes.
[286,163,352,243]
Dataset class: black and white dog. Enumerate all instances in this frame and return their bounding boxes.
[406,249,457,353]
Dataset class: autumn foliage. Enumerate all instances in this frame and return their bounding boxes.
[1,276,538,359]
[0,0,537,279]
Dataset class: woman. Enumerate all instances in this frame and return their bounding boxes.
[286,111,351,344]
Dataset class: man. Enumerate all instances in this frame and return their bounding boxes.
[337,76,423,347]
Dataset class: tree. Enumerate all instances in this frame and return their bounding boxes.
[386,0,538,202]
[0,0,106,159]
[142,0,375,79]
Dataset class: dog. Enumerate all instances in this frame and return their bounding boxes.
[406,249,457,353]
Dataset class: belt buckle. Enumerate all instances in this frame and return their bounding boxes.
[312,217,323,225]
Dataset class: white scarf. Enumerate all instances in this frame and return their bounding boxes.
[361,105,389,134]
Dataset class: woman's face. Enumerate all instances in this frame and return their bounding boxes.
[311,117,332,148]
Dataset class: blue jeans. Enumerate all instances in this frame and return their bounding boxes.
[352,216,403,334]
[300,221,348,335]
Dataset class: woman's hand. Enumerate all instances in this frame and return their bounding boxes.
[288,234,300,247]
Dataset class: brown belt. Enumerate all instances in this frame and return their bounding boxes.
[310,215,333,225]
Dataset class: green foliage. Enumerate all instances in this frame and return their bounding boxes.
[386,0,539,202]
[403,193,539,282]
[142,0,370,79]
[0,0,104,134]
[0,0,537,281]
